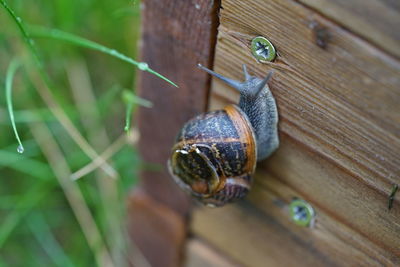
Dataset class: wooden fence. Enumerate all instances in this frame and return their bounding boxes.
[129,0,400,266]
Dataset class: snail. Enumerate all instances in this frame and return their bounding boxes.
[167,64,279,207]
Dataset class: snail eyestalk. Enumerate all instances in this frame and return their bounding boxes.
[197,64,242,91]
[5,59,24,154]
[254,71,274,98]
[242,64,250,80]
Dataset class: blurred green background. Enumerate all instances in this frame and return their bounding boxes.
[0,0,144,266]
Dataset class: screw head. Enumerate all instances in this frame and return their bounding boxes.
[251,36,276,62]
[289,199,315,227]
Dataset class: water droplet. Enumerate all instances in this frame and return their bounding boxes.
[29,39,35,45]
[109,49,117,56]
[17,145,24,154]
[16,17,22,22]
[138,62,148,70]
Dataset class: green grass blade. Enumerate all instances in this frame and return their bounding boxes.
[124,101,133,132]
[5,59,24,153]
[27,212,74,267]
[29,26,178,87]
[0,0,44,69]
[0,183,51,248]
[122,90,153,108]
[0,85,122,124]
[0,150,52,179]
[122,90,152,132]
[0,107,55,123]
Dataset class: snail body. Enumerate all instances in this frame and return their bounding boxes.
[168,65,279,207]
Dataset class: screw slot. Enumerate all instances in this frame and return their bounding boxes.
[251,36,276,62]
[289,199,315,227]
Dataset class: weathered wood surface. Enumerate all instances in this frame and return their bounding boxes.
[137,0,219,215]
[128,191,185,267]
[131,0,220,266]
[185,238,241,267]
[192,140,399,266]
[192,0,400,265]
[298,0,400,58]
[193,203,336,266]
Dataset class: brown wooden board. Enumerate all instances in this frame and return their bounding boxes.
[136,0,220,215]
[131,0,220,266]
[185,238,241,267]
[192,134,399,266]
[192,203,335,267]
[298,0,400,58]
[128,190,186,267]
[192,0,400,265]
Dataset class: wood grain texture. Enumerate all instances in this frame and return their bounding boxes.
[128,190,186,267]
[185,238,241,267]
[297,0,400,58]
[193,0,400,265]
[192,203,336,267]
[136,0,220,215]
[132,0,219,266]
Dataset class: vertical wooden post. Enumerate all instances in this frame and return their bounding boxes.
[129,1,220,266]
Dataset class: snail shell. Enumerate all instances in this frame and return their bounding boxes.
[168,105,256,207]
[168,65,279,207]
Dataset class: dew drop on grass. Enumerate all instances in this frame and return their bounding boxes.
[109,49,117,56]
[17,145,24,154]
[16,17,22,22]
[138,62,148,70]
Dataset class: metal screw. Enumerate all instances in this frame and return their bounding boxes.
[289,199,315,227]
[251,36,276,62]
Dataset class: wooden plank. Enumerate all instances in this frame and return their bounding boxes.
[192,203,336,267]
[136,0,219,215]
[131,0,220,265]
[128,190,186,267]
[251,139,400,265]
[210,0,400,201]
[297,0,400,58]
[193,135,400,264]
[192,180,399,266]
[209,100,400,259]
[192,0,400,265]
[185,238,241,267]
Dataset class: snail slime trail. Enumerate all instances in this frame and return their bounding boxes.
[168,65,279,207]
